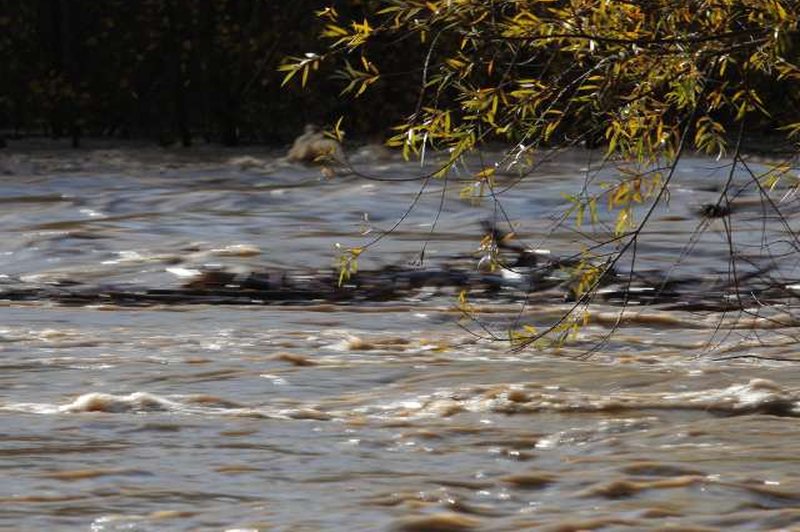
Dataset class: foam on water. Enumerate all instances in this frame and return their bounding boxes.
[4,376,797,423]
[354,378,800,420]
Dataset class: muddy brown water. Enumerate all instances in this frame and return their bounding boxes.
[1,142,799,530]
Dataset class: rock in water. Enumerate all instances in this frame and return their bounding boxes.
[286,124,344,164]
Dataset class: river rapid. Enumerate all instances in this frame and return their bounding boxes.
[1,141,799,531]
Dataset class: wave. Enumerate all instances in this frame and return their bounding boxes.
[3,379,796,421]
[0,391,329,420]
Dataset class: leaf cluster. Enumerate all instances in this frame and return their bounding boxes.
[304,0,798,164]
[295,0,800,350]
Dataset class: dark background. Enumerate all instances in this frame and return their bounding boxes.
[1,1,797,150]
[0,0,419,147]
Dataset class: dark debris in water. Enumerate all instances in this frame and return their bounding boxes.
[0,243,797,310]
[698,202,732,219]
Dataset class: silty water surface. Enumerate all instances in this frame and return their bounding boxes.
[1,142,799,530]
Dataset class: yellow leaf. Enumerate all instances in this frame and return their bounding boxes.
[475,167,495,179]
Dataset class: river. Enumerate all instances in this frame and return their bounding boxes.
[1,141,799,530]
